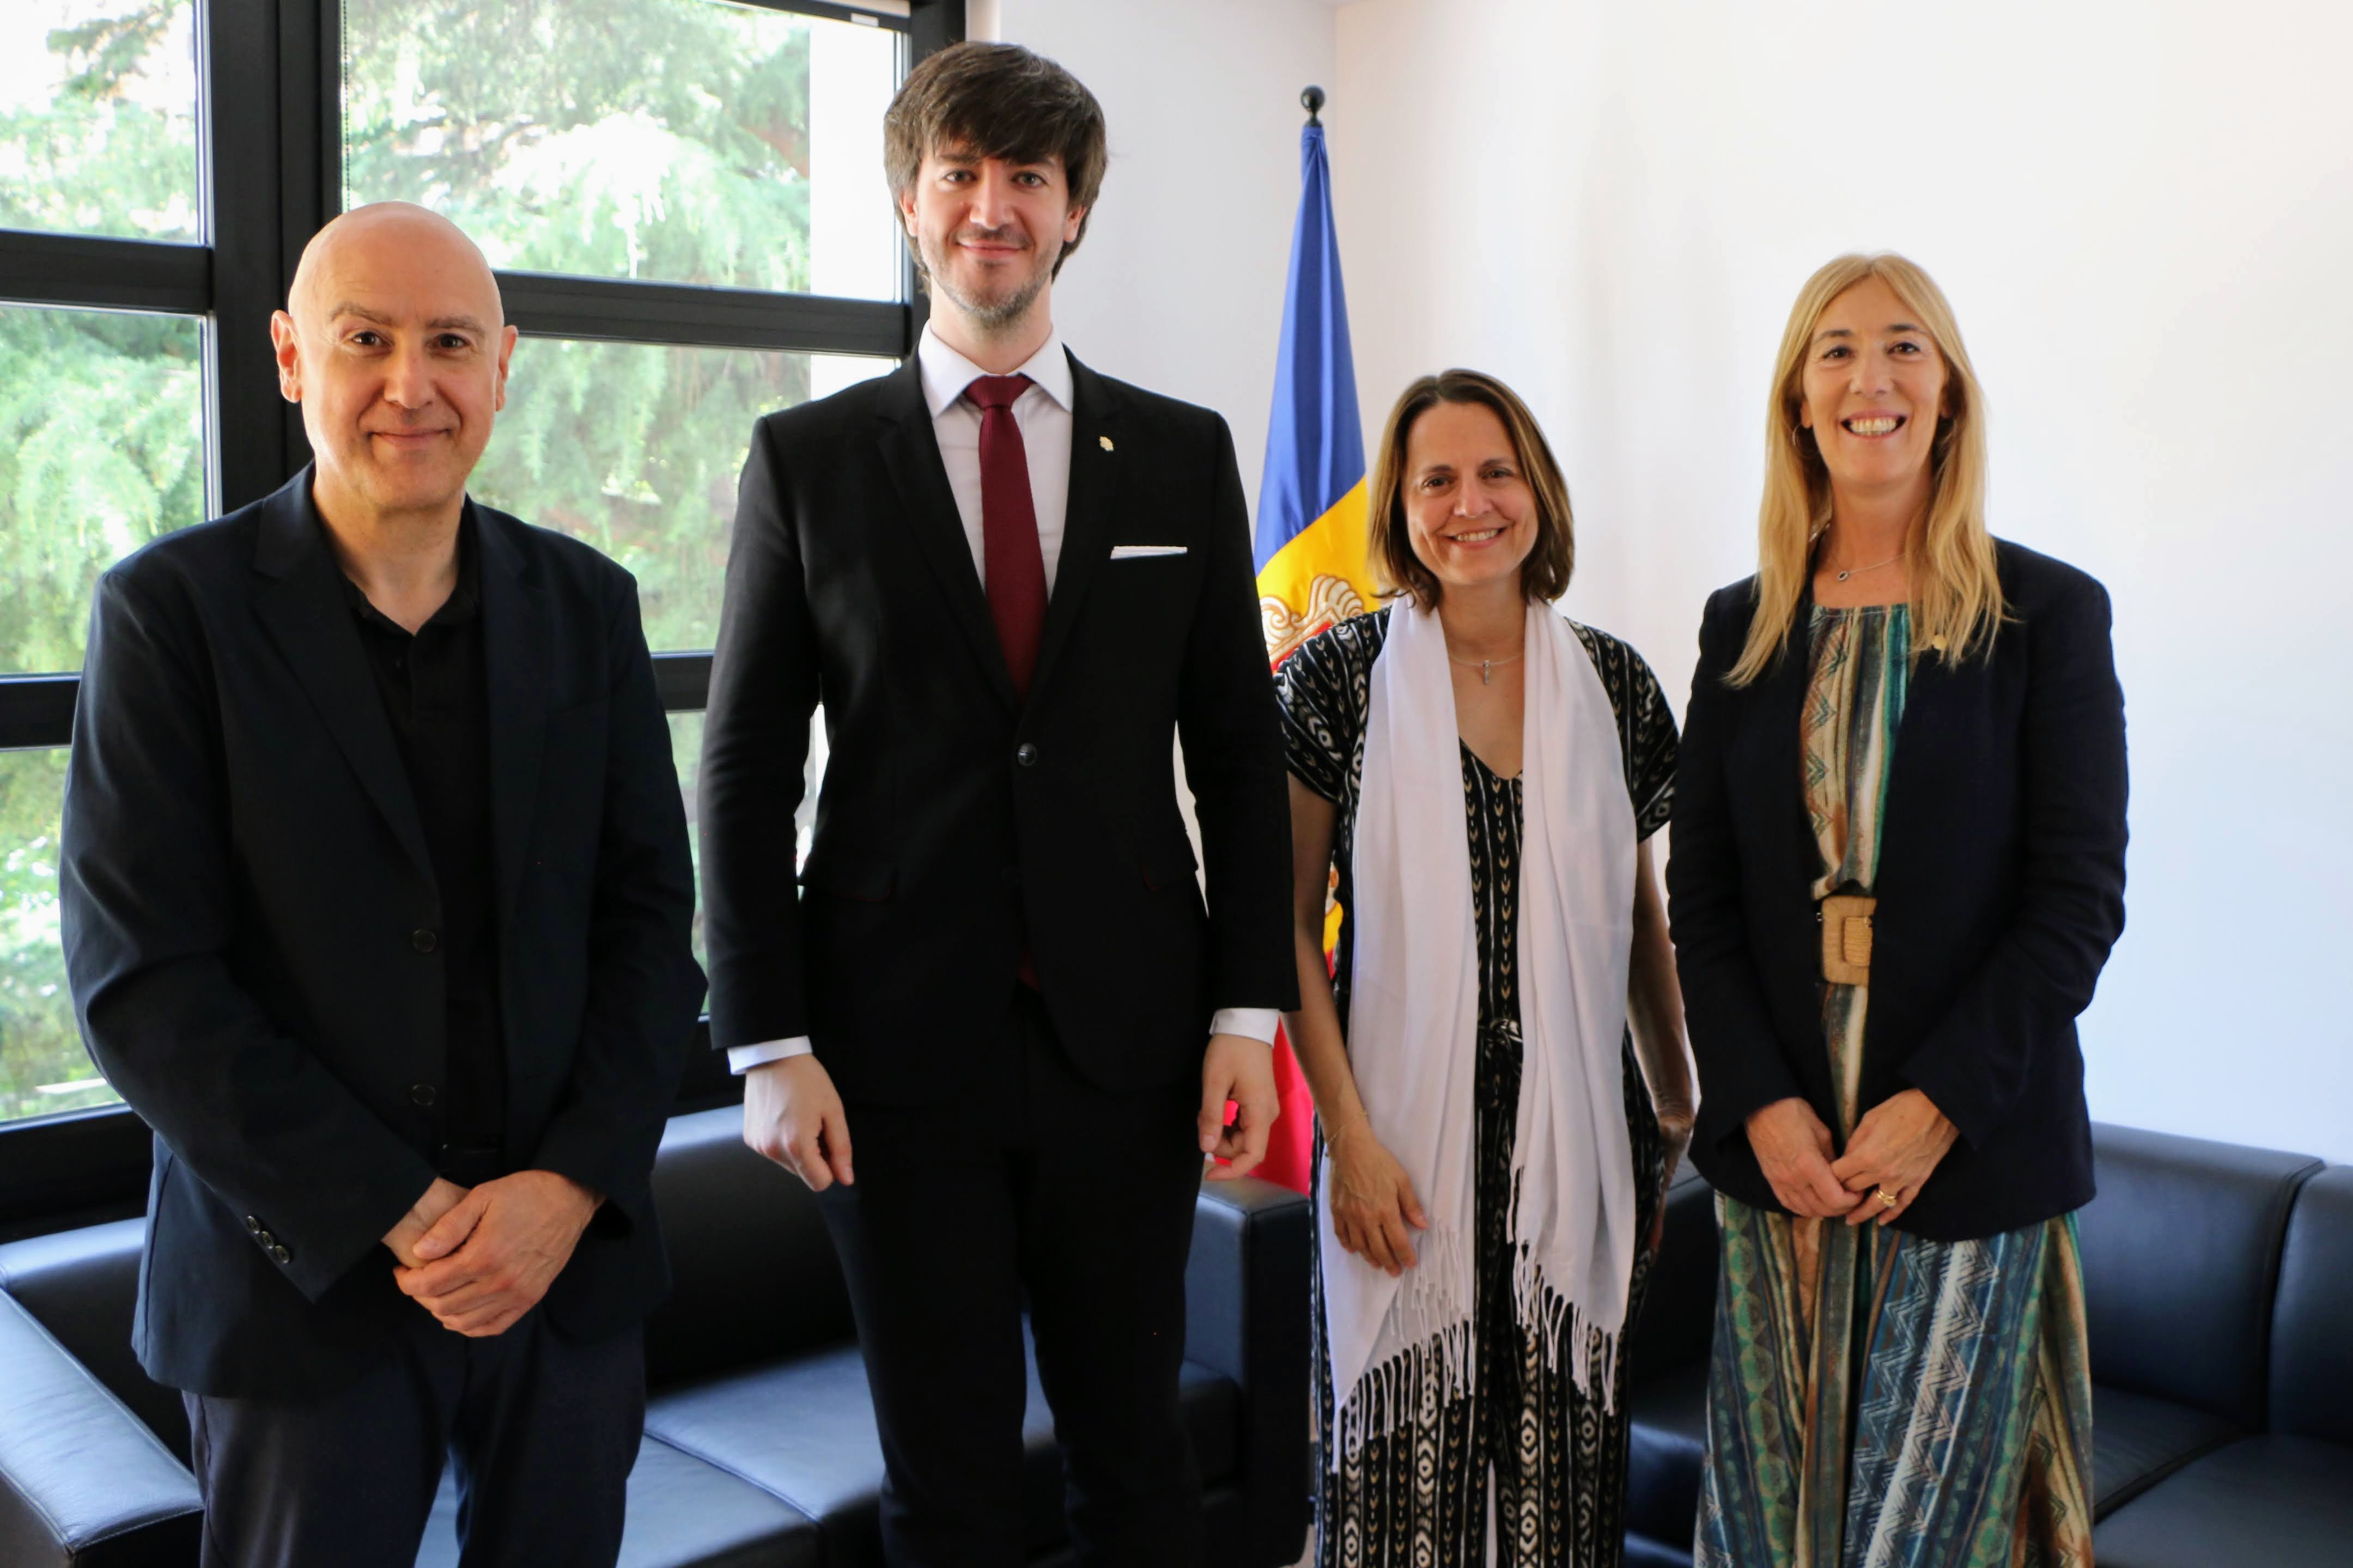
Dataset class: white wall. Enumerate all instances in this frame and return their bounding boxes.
[1332,0,2353,1159]
[987,0,1340,519]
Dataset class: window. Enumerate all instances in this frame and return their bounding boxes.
[343,0,901,300]
[0,0,200,245]
[0,0,956,1186]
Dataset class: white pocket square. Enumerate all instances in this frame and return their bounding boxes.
[1109,545,1188,559]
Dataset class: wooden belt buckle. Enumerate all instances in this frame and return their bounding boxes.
[1820,894,1876,986]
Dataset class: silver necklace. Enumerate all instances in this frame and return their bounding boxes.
[1831,551,1903,583]
[1449,648,1524,685]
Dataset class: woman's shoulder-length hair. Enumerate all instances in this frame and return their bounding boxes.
[1369,369,1573,609]
[1730,251,2005,687]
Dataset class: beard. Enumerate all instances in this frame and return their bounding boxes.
[921,225,1057,331]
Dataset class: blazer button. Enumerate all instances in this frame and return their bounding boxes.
[412,928,438,953]
[256,1230,275,1247]
[269,1245,291,1266]
[411,1083,438,1107]
[1015,742,1038,767]
[244,1215,261,1234]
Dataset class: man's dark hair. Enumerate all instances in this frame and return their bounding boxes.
[884,41,1108,280]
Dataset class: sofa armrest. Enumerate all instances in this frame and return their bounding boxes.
[0,1291,200,1566]
[1184,1175,1310,1568]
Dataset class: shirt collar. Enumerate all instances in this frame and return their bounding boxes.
[916,320,1073,419]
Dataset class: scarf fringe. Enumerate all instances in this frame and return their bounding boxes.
[1327,1319,1476,1474]
[1328,1234,1622,1473]
[1510,1246,1621,1416]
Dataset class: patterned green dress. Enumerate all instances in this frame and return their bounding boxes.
[1696,604,2096,1568]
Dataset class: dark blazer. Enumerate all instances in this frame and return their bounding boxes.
[60,472,706,1398]
[700,353,1297,1102]
[1668,539,2127,1240]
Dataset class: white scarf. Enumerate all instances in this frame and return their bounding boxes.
[1322,597,1638,1465]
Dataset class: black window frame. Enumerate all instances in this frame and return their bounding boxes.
[0,0,964,1233]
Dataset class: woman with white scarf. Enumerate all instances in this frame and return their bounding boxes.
[1278,370,1696,1567]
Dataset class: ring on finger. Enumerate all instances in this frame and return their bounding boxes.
[1875,1186,1901,1209]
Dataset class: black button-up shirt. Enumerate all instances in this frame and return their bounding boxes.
[337,517,508,1173]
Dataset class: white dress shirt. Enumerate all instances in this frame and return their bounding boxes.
[729,326,1276,1073]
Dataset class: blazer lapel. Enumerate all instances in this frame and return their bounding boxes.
[875,361,1019,715]
[475,507,549,936]
[1028,351,1121,712]
[249,474,435,886]
[1747,595,1821,888]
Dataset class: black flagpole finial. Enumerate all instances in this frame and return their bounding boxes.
[1302,85,1326,125]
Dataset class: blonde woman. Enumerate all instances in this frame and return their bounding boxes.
[1668,254,2127,1564]
[1278,370,1695,1565]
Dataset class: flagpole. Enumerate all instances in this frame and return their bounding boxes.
[1302,84,1324,124]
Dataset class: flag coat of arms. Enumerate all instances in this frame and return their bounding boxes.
[1251,107,1379,1195]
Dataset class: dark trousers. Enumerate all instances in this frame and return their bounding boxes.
[183,1307,644,1568]
[820,987,1207,1568]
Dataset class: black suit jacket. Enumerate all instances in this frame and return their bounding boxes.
[60,472,706,1398]
[700,353,1296,1101]
[1668,539,2127,1240]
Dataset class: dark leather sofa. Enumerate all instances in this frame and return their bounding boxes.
[1619,1122,2353,1565]
[0,1105,1312,1567]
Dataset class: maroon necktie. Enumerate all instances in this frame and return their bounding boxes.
[963,374,1048,701]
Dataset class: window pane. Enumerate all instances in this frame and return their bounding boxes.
[668,710,707,981]
[342,0,903,300]
[0,303,205,674]
[0,748,118,1125]
[0,0,200,243]
[470,338,891,654]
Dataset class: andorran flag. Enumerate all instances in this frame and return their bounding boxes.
[1252,104,1379,1195]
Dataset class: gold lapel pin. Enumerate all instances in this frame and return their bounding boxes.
[1099,435,1115,452]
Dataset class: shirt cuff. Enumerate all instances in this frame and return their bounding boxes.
[728,1038,814,1074]
[1209,1008,1279,1046]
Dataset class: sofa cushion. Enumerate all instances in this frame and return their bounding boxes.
[642,1339,1240,1567]
[416,1431,821,1568]
[644,1107,855,1392]
[0,1217,185,1462]
[2266,1165,2353,1445]
[1625,1359,1708,1551]
[0,1290,201,1567]
[2090,1384,2241,1517]
[2077,1124,2319,1429]
[2093,1434,2353,1567]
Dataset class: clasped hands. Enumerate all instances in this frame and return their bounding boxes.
[743,1034,1282,1193]
[1746,1089,1957,1227]
[381,1170,602,1338]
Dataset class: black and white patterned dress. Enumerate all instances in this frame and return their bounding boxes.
[1277,606,1679,1568]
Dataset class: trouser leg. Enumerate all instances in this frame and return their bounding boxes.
[1014,991,1207,1568]
[448,1314,645,1568]
[820,1016,1031,1568]
[183,1319,455,1568]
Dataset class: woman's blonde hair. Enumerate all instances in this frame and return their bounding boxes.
[1729,252,2003,686]
[1369,369,1574,608]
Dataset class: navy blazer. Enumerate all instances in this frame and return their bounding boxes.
[60,472,705,1398]
[1667,539,2128,1241]
[700,354,1297,1102]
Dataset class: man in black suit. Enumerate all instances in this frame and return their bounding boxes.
[60,203,704,1567]
[699,42,1297,1568]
